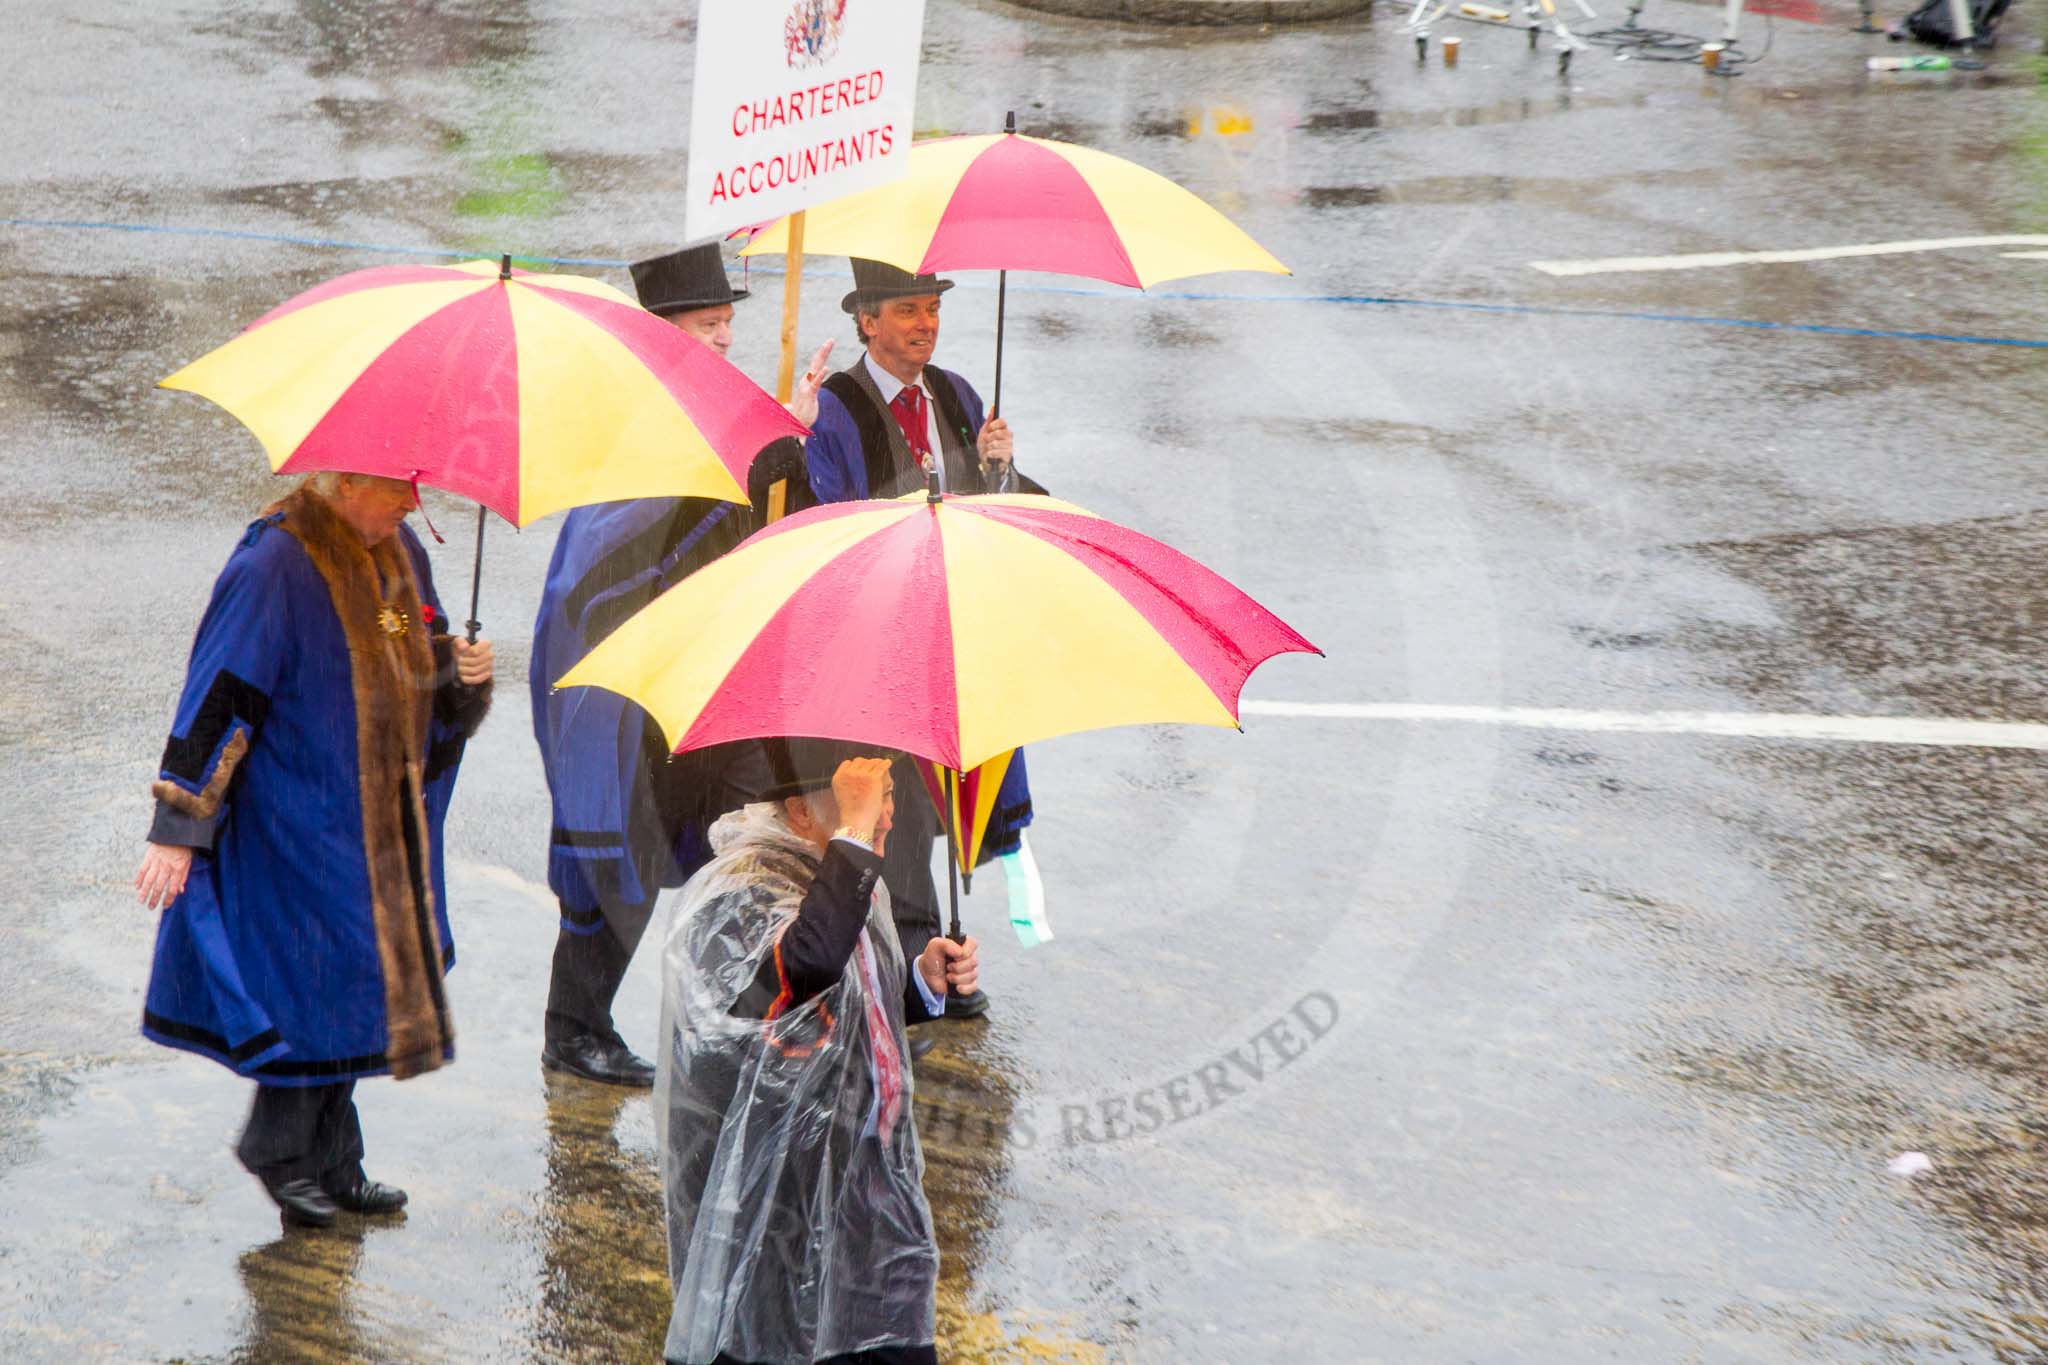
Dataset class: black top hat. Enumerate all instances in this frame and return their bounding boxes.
[758,736,899,802]
[630,243,749,317]
[839,257,955,315]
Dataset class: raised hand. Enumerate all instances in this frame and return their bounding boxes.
[786,338,837,427]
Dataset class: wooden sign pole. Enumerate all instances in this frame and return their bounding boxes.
[767,209,807,523]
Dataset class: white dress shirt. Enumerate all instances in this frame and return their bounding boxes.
[861,352,946,492]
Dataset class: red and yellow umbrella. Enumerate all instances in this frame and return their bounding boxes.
[738,122,1292,857]
[741,127,1288,290]
[741,119,1286,451]
[556,490,1319,775]
[559,487,1318,941]
[162,256,803,527]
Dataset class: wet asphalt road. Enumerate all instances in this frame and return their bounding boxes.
[5,1,2048,1360]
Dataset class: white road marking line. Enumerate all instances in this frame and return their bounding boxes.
[2000,251,2048,260]
[1530,235,2048,278]
[1239,701,2048,750]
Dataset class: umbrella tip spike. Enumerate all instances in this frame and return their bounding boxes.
[926,470,942,506]
[499,252,512,281]
[1004,109,1017,135]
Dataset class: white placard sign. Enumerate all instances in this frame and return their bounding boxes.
[683,0,927,243]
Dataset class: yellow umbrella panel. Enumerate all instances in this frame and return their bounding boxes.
[742,131,1288,288]
[914,747,1016,880]
[162,258,804,527]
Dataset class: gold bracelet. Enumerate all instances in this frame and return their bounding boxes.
[832,824,875,846]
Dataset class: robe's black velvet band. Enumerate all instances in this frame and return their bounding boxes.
[159,671,272,781]
[559,903,605,931]
[551,825,626,849]
[143,1011,282,1063]
[424,734,466,784]
[398,772,451,1050]
[144,1009,450,1080]
[558,502,693,643]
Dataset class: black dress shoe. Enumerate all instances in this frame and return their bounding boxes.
[542,1032,655,1088]
[947,989,991,1019]
[266,1178,339,1229]
[326,1178,408,1215]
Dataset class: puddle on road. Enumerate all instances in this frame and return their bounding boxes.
[308,95,468,153]
[1646,512,2048,1344]
[193,0,539,82]
[0,1024,1100,1363]
[1683,510,2048,717]
[1730,744,2048,1305]
[525,1076,670,1364]
[0,279,178,423]
[215,175,443,227]
[918,1031,1106,1364]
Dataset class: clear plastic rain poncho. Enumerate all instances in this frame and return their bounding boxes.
[655,803,938,1365]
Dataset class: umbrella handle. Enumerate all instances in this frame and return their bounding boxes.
[942,766,965,949]
[465,504,487,644]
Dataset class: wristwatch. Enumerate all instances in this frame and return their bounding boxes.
[832,824,875,847]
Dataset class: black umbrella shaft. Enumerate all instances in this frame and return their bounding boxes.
[991,111,1015,421]
[465,504,487,643]
[991,269,1008,419]
[943,766,964,946]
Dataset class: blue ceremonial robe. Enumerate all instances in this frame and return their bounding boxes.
[531,497,749,925]
[143,493,486,1084]
[804,363,989,503]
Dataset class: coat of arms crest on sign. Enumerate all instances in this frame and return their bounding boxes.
[784,0,848,68]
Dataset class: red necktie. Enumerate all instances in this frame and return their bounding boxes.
[856,934,905,1143]
[889,383,933,470]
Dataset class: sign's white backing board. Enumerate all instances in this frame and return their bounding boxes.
[684,0,927,244]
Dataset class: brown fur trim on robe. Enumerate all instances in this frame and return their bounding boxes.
[274,486,453,1081]
[151,731,249,820]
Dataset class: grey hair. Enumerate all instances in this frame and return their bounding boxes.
[774,788,838,828]
[797,788,837,826]
[308,471,412,498]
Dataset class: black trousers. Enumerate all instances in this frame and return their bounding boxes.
[547,742,777,1044]
[545,900,656,1044]
[709,1347,937,1365]
[883,753,943,951]
[235,1081,364,1188]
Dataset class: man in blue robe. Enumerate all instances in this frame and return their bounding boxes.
[802,258,1039,1013]
[134,472,494,1230]
[531,243,834,1086]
